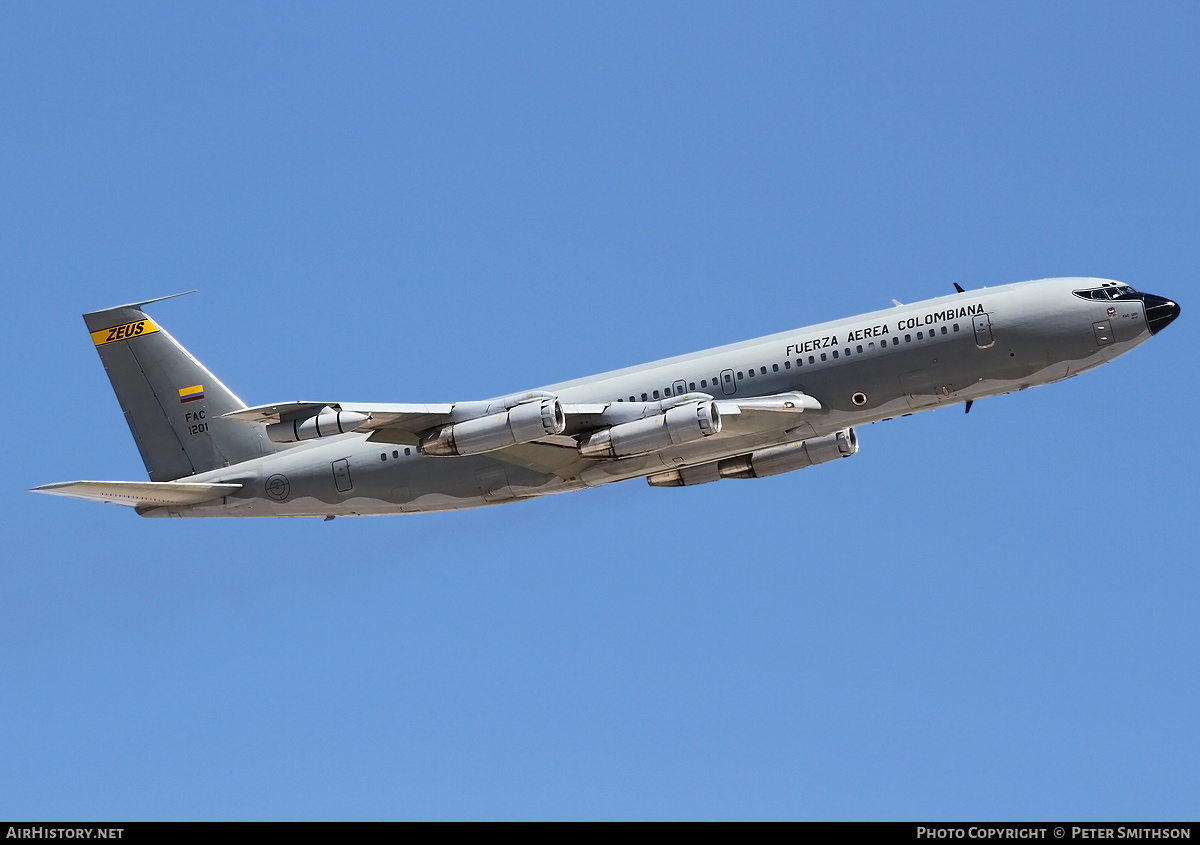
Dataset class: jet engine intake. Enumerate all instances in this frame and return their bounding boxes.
[265,408,370,444]
[578,400,721,460]
[719,428,858,479]
[420,397,566,456]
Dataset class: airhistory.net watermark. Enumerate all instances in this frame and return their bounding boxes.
[6,829,123,840]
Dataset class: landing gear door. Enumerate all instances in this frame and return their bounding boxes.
[477,467,514,502]
[973,313,995,348]
[1093,320,1114,346]
[900,370,939,409]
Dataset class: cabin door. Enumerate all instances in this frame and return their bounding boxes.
[720,368,736,395]
[973,313,995,348]
[332,459,353,493]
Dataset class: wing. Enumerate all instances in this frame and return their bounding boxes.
[29,480,242,508]
[715,391,823,434]
[223,401,455,444]
[221,390,824,475]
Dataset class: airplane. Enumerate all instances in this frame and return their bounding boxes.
[30,278,1179,518]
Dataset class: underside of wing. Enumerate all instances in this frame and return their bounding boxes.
[220,391,824,463]
[489,440,593,478]
[224,401,456,434]
[29,480,242,508]
[715,391,823,434]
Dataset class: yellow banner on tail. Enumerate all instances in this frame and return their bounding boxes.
[90,318,160,346]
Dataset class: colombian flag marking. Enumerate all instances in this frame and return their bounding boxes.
[179,385,204,403]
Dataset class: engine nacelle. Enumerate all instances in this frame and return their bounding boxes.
[420,397,566,456]
[578,400,721,460]
[265,408,370,444]
[718,428,858,479]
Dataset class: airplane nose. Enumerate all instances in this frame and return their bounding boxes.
[1142,293,1181,335]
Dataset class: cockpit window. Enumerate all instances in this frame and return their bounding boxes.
[1073,284,1138,301]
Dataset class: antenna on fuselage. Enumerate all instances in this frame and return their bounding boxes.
[954,283,965,293]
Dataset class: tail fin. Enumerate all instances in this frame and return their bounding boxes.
[84,294,272,481]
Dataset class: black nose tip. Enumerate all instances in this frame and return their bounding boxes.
[1143,294,1180,335]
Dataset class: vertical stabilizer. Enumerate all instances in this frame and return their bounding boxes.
[83,296,271,481]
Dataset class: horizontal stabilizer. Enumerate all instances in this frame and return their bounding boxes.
[28,480,242,508]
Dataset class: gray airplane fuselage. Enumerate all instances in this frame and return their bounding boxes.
[150,277,1175,518]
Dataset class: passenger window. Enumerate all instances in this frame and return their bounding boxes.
[953,323,960,332]
[941,326,947,335]
[808,356,815,364]
[653,390,660,399]
[905,334,911,342]
[760,366,767,375]
[700,380,707,388]
[772,363,779,372]
[380,453,387,461]
[641,393,648,401]
[784,361,791,369]
[869,341,875,349]
[856,345,863,353]
[737,372,744,379]
[832,350,839,358]
[392,450,399,459]
[820,352,827,362]
[917,331,923,340]
[629,396,635,402]
[405,448,411,456]
[844,348,850,356]
[724,374,731,383]
[748,369,755,377]
[689,382,696,391]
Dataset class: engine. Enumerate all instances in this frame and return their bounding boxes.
[420,396,566,456]
[717,428,858,479]
[578,400,721,460]
[265,408,370,444]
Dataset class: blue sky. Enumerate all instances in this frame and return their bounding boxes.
[2,2,1197,820]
